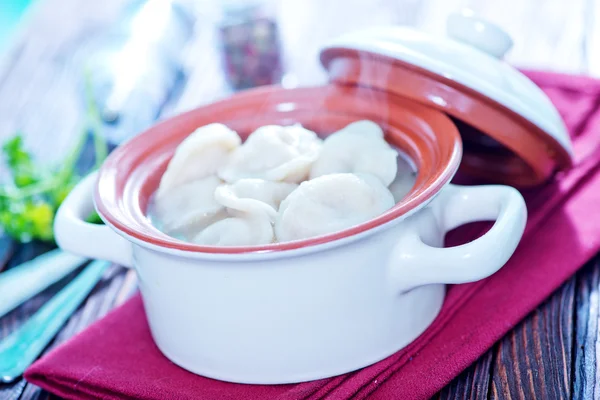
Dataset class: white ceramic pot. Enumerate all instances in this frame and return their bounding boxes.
[55,169,526,384]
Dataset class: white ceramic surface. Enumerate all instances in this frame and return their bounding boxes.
[54,171,526,384]
[321,13,573,158]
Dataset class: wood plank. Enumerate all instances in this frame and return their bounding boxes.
[573,259,600,399]
[112,268,138,307]
[17,264,132,400]
[0,237,15,272]
[488,276,575,399]
[19,385,50,400]
[0,242,57,400]
[435,351,493,400]
[0,259,133,400]
[0,380,26,400]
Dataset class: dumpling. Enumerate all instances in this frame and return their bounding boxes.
[157,123,240,197]
[193,179,286,246]
[219,179,298,209]
[193,210,274,246]
[218,124,322,183]
[275,173,395,242]
[151,176,226,239]
[309,120,398,186]
[214,179,298,221]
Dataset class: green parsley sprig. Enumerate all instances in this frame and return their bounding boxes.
[0,70,107,242]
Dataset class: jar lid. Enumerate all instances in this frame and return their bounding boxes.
[319,10,573,186]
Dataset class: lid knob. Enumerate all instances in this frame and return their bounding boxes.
[446,10,513,59]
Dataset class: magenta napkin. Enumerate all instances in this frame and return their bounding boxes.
[25,70,600,399]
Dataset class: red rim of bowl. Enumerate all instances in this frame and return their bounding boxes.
[94,84,463,254]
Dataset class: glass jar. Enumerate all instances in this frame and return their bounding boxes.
[218,0,283,90]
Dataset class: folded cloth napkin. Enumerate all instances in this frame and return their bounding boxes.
[25,71,600,399]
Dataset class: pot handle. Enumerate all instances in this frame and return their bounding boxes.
[390,184,526,293]
[54,171,133,268]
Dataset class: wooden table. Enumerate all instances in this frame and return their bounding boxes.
[1,0,599,398]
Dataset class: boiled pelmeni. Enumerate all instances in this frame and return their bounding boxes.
[310,120,398,186]
[157,123,240,197]
[214,179,297,222]
[218,124,322,183]
[222,179,298,208]
[275,173,395,242]
[193,210,274,246]
[193,179,288,246]
[152,176,226,239]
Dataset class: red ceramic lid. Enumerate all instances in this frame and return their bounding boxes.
[319,11,574,187]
